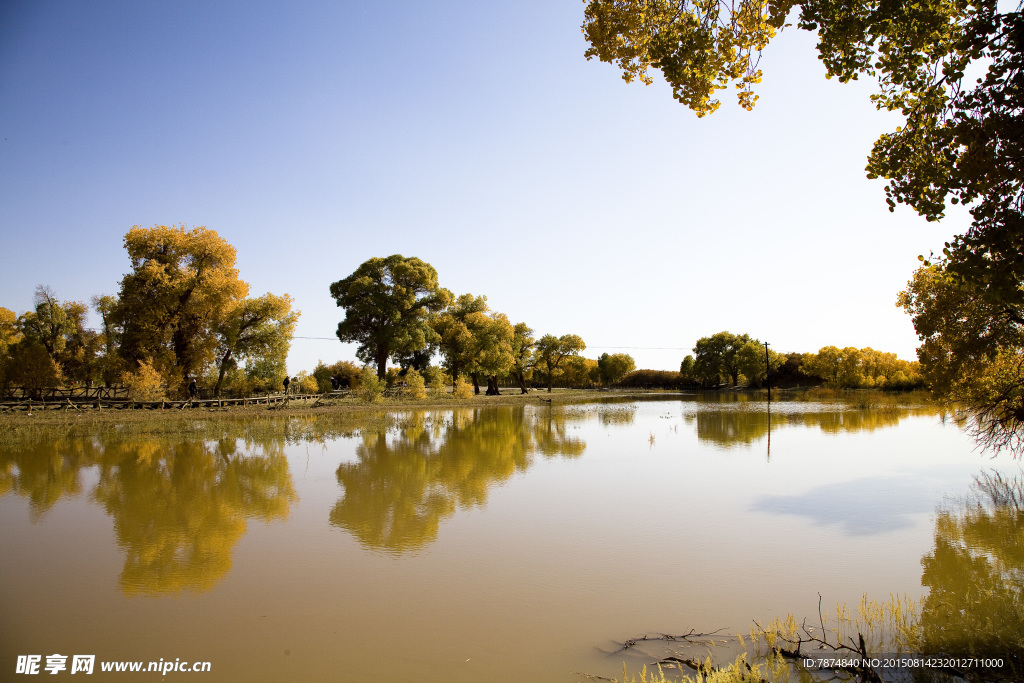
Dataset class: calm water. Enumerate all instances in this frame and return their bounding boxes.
[1,395,1020,681]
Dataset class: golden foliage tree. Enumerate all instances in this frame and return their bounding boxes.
[112,225,249,393]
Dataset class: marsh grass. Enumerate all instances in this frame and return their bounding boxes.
[612,593,1003,683]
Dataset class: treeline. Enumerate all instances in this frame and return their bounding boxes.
[325,254,635,394]
[618,331,924,390]
[1,225,297,400]
[1,238,921,401]
[0,242,637,400]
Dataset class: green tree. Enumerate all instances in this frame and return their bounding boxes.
[534,333,586,392]
[212,293,298,397]
[735,340,785,388]
[111,225,249,393]
[508,323,535,394]
[693,331,752,386]
[597,352,636,385]
[329,255,451,379]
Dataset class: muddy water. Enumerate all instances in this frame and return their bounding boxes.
[1,396,1019,681]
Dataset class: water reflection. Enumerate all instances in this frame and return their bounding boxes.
[331,406,586,554]
[920,469,1024,674]
[0,429,297,595]
[685,402,941,448]
[751,476,935,535]
[0,435,100,520]
[94,438,296,595]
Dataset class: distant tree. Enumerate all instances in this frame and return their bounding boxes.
[10,287,101,389]
[244,356,287,395]
[330,255,450,379]
[735,340,785,388]
[679,354,696,384]
[801,346,864,388]
[508,323,535,394]
[535,334,586,392]
[693,331,751,386]
[562,355,600,388]
[212,293,298,397]
[92,294,124,386]
[597,352,636,385]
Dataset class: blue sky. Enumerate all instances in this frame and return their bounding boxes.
[0,0,969,373]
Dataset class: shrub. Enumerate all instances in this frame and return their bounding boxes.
[357,366,383,403]
[313,359,361,392]
[617,369,687,389]
[122,359,167,402]
[403,368,427,399]
[452,378,473,399]
[423,366,448,395]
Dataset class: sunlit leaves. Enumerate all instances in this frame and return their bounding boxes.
[112,225,250,391]
[582,0,791,115]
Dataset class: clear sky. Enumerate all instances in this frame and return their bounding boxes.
[0,0,970,373]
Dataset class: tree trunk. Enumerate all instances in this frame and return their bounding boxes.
[471,372,481,395]
[513,371,528,394]
[376,351,388,380]
[214,349,231,397]
[486,376,500,395]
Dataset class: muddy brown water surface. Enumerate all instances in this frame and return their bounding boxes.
[1,394,1019,681]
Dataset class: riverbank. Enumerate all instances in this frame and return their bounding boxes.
[0,387,937,446]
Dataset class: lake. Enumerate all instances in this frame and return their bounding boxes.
[1,394,1020,681]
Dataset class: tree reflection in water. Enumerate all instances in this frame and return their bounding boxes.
[0,428,297,596]
[685,402,941,447]
[330,406,587,554]
[920,469,1024,676]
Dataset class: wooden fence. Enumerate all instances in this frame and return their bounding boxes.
[0,391,331,413]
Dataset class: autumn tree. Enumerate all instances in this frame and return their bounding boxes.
[5,287,101,392]
[535,333,586,392]
[562,355,600,388]
[0,307,20,396]
[432,293,489,390]
[330,255,451,379]
[597,352,636,385]
[432,294,515,395]
[471,312,515,396]
[801,346,864,388]
[110,225,249,392]
[212,293,298,397]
